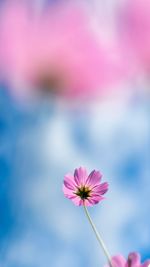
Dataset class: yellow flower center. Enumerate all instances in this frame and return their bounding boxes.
[75,186,91,200]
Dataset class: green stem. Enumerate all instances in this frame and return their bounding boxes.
[83,205,114,267]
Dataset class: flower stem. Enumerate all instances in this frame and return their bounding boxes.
[83,205,114,267]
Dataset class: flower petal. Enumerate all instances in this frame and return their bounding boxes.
[105,253,149,267]
[83,199,94,206]
[127,252,141,267]
[104,255,126,267]
[90,195,104,203]
[92,182,109,195]
[71,196,83,206]
[80,194,105,207]
[64,173,76,190]
[112,255,126,267]
[85,170,102,187]
[74,166,88,185]
[62,185,76,199]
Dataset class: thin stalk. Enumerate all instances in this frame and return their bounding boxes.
[83,205,114,267]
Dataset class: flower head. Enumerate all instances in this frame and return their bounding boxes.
[105,252,150,267]
[63,167,108,206]
[0,1,126,100]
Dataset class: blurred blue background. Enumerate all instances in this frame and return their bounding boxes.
[0,1,150,267]
[0,82,150,267]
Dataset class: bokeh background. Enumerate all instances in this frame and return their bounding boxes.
[0,0,150,267]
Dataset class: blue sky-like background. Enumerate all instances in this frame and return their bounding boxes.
[0,0,150,267]
[0,81,150,267]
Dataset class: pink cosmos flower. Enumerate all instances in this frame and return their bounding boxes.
[120,0,150,72]
[0,1,126,100]
[105,252,150,267]
[63,167,108,206]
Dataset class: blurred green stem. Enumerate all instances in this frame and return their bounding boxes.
[83,205,114,267]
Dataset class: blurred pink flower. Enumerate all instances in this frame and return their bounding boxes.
[120,0,150,72]
[63,166,108,206]
[0,1,126,100]
[105,252,150,267]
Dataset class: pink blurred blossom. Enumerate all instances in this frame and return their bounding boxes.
[120,0,150,72]
[0,1,126,100]
[63,166,108,206]
[105,252,150,267]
